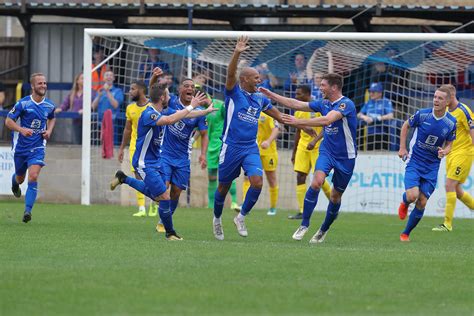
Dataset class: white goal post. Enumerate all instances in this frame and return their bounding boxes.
[82,29,474,219]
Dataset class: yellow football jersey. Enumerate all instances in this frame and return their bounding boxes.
[125,101,151,150]
[294,111,323,152]
[447,102,473,156]
[257,112,279,156]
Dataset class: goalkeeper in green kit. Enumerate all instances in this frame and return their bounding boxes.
[195,85,240,211]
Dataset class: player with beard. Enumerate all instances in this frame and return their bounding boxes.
[111,69,215,240]
[6,73,56,223]
[118,81,154,217]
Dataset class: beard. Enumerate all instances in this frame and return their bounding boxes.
[131,94,139,102]
[33,88,46,97]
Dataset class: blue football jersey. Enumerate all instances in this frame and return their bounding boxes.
[132,106,169,169]
[407,108,456,166]
[160,97,208,161]
[7,95,56,154]
[309,96,357,159]
[222,85,272,147]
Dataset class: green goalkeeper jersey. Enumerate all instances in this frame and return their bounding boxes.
[207,98,225,156]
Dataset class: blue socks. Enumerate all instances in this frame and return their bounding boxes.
[213,190,226,218]
[320,201,341,232]
[240,187,262,216]
[158,200,174,233]
[170,199,179,215]
[403,207,424,235]
[301,187,320,227]
[25,181,38,213]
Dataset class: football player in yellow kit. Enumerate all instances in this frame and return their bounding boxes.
[433,84,474,232]
[118,81,154,217]
[288,85,331,220]
[242,111,280,215]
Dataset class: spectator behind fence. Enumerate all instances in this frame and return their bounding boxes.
[139,48,170,86]
[306,50,334,100]
[256,63,279,91]
[92,69,124,121]
[92,46,108,91]
[55,73,96,144]
[0,81,5,108]
[357,82,394,151]
[284,53,310,97]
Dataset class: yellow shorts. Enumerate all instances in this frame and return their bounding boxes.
[446,153,473,184]
[260,153,278,172]
[129,148,136,173]
[294,149,318,174]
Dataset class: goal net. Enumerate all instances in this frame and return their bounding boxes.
[82,30,474,219]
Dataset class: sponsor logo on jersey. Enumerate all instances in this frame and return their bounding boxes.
[338,103,346,110]
[425,135,439,145]
[150,113,158,120]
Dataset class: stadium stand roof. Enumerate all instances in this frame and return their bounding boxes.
[1,2,473,31]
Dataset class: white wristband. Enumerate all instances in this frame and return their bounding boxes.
[185,105,193,112]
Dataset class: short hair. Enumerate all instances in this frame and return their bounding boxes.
[149,83,168,103]
[180,77,194,85]
[296,85,312,96]
[30,73,45,84]
[439,84,456,98]
[131,80,147,94]
[436,85,452,100]
[322,73,343,90]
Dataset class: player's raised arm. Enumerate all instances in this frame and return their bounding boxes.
[157,92,208,126]
[282,110,342,128]
[226,36,249,91]
[149,67,163,91]
[259,87,311,112]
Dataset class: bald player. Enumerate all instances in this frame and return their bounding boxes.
[212,36,284,240]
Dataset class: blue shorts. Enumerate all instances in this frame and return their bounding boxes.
[315,152,355,193]
[160,156,190,190]
[14,149,46,176]
[218,143,263,184]
[404,162,438,199]
[136,166,167,199]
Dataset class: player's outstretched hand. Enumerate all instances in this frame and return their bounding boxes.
[190,91,208,108]
[151,67,163,78]
[398,148,409,161]
[235,36,249,53]
[42,130,52,140]
[205,102,219,114]
[257,87,272,97]
[282,113,297,126]
[20,128,34,137]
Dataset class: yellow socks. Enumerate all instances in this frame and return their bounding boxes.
[269,186,279,209]
[459,191,474,210]
[443,192,457,230]
[322,180,331,199]
[242,178,250,202]
[136,191,145,209]
[296,184,306,214]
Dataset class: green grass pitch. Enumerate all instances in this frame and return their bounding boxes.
[1,201,473,315]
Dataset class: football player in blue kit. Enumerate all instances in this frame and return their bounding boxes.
[158,78,209,231]
[212,36,284,240]
[397,86,456,242]
[5,73,56,223]
[110,77,213,240]
[260,73,358,244]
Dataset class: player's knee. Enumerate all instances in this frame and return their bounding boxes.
[249,176,263,189]
[156,191,170,201]
[406,191,418,203]
[16,175,26,184]
[28,172,39,182]
[296,173,307,185]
